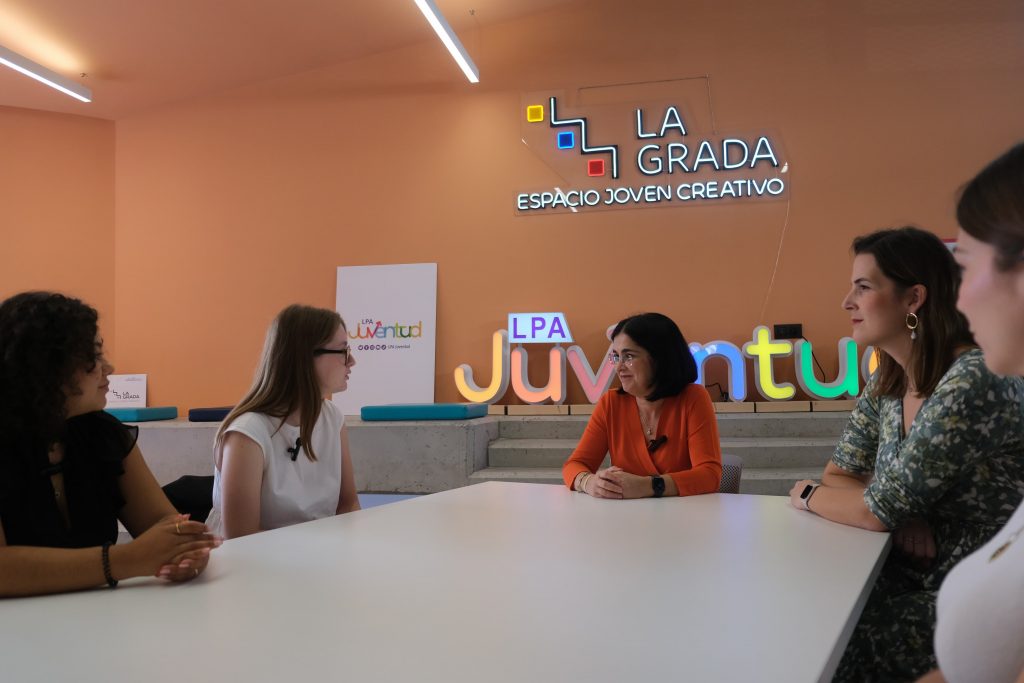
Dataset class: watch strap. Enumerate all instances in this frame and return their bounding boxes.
[801,483,820,511]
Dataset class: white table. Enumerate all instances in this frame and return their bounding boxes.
[0,482,890,682]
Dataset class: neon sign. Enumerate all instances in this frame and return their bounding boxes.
[455,323,877,404]
[508,312,573,344]
[517,92,788,214]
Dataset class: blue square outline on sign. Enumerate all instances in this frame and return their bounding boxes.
[557,131,575,149]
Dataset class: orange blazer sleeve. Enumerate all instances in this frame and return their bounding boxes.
[667,386,722,496]
[561,392,611,488]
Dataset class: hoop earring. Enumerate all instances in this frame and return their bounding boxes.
[906,312,919,341]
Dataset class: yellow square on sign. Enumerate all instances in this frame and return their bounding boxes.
[526,105,544,122]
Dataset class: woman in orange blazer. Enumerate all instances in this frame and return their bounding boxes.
[563,312,722,499]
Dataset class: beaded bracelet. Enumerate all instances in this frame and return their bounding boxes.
[101,542,118,588]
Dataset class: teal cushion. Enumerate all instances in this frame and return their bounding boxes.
[105,406,178,422]
[360,403,488,421]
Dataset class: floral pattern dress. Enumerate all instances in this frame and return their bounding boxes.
[831,349,1024,682]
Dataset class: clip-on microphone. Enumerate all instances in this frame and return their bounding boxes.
[286,437,303,461]
[647,435,668,454]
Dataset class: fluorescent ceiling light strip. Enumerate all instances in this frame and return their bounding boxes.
[0,44,91,102]
[413,0,479,83]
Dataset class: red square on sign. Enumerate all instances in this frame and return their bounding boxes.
[587,159,605,177]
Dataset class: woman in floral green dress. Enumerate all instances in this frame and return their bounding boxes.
[787,226,1024,682]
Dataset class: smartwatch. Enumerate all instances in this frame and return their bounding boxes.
[652,475,665,498]
[799,483,820,511]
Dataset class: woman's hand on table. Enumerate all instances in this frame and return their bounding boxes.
[603,467,656,499]
[583,467,624,499]
[788,479,818,511]
[113,513,221,581]
[157,544,213,582]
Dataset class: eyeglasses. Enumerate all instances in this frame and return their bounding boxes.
[313,347,350,362]
[607,352,640,367]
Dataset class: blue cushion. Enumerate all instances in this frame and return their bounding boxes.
[188,406,233,422]
[105,406,178,422]
[360,403,488,421]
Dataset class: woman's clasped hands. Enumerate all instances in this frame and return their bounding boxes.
[581,466,652,499]
[114,513,222,583]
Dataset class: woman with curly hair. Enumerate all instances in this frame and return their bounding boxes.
[0,291,221,597]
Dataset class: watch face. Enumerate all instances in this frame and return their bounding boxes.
[800,483,815,499]
[652,476,665,495]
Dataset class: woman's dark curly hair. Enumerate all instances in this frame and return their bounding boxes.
[0,292,101,457]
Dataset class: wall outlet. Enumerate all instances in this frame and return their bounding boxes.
[773,323,803,339]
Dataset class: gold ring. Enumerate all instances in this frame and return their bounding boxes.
[175,521,181,535]
[193,568,199,578]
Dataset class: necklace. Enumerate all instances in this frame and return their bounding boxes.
[49,469,65,501]
[638,409,656,437]
[989,524,1024,562]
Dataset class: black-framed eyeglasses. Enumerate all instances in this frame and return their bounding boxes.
[313,347,350,362]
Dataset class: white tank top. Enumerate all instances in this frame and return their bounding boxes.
[206,400,344,536]
[934,500,1024,683]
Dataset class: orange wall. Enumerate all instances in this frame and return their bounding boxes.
[111,0,1024,408]
[0,106,116,348]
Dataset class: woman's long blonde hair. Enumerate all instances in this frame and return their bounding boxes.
[217,304,344,462]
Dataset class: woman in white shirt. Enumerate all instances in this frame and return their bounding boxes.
[206,304,360,538]
[917,141,1024,683]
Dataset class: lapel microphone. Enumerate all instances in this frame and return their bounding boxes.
[647,435,668,454]
[286,437,303,461]
[40,462,64,476]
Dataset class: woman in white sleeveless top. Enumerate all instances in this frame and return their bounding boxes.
[206,304,360,538]
[916,142,1024,683]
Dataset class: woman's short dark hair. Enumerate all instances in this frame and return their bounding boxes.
[612,312,698,401]
[0,292,100,455]
[852,227,974,398]
[957,141,1024,270]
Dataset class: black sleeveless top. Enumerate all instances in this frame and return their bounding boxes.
[0,411,137,548]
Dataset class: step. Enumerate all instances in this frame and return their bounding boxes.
[487,438,576,467]
[720,437,835,469]
[497,416,589,440]
[486,437,836,470]
[714,412,851,438]
[740,468,823,496]
[469,467,564,486]
[469,466,823,498]
[486,439,610,468]
[494,412,851,440]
